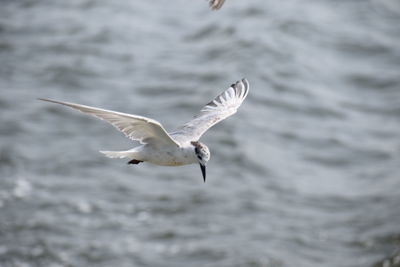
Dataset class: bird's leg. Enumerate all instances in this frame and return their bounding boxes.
[127,159,143,165]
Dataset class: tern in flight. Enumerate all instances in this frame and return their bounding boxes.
[39,79,249,182]
[208,0,225,10]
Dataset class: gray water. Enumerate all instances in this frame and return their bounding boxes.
[1,0,400,266]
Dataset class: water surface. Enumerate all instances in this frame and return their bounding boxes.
[1,0,399,266]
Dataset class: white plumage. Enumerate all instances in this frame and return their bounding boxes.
[39,78,249,181]
[170,78,249,143]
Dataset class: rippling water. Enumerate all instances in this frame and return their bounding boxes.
[1,0,400,266]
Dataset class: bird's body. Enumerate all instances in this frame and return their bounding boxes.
[40,79,249,181]
[102,142,197,166]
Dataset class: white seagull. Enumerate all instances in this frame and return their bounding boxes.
[208,0,225,10]
[39,78,249,182]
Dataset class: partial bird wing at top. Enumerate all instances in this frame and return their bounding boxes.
[172,78,249,142]
[39,99,180,147]
[208,0,225,10]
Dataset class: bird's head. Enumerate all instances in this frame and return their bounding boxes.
[191,141,210,182]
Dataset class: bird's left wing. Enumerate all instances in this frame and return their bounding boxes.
[39,98,180,147]
[172,78,249,142]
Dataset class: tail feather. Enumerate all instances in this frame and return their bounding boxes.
[100,150,136,159]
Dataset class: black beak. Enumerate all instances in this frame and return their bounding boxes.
[200,164,206,182]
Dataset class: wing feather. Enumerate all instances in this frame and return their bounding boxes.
[208,0,225,10]
[171,78,249,142]
[39,98,179,147]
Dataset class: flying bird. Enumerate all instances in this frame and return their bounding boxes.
[208,0,225,10]
[39,79,249,182]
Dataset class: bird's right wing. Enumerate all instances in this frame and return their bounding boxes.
[208,0,225,10]
[39,99,180,147]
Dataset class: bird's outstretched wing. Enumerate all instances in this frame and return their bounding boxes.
[172,78,249,142]
[39,99,180,147]
[208,0,225,10]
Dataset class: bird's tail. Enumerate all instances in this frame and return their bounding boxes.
[99,150,139,159]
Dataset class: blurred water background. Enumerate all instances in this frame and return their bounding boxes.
[1,0,400,266]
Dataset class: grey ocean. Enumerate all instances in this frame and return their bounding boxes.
[1,0,399,266]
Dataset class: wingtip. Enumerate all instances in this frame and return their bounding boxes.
[231,79,246,89]
[37,98,72,106]
[241,78,250,91]
[228,78,247,101]
[38,98,55,103]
